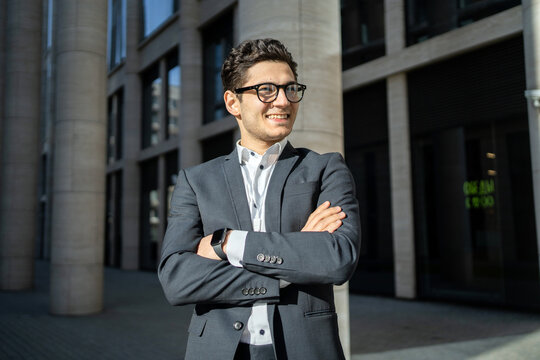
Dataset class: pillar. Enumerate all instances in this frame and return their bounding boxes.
[385,0,416,299]
[523,0,540,276]
[121,0,142,270]
[50,0,107,314]
[237,0,350,357]
[0,0,5,172]
[0,0,42,290]
[179,0,203,168]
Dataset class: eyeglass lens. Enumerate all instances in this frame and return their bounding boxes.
[258,84,304,103]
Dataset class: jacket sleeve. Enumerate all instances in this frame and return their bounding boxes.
[241,153,361,286]
[158,169,280,306]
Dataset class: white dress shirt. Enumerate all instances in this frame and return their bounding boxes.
[226,138,289,345]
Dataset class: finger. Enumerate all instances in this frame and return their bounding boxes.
[326,219,343,233]
[314,211,345,231]
[306,206,342,231]
[306,201,330,222]
[303,201,331,230]
[311,206,342,226]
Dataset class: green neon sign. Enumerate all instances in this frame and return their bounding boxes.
[463,179,495,209]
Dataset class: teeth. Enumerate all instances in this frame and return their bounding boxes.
[267,114,288,119]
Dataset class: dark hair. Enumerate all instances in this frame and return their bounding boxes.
[221,38,298,92]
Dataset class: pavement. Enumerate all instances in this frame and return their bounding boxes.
[1,260,540,359]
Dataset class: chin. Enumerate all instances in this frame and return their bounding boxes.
[268,130,291,141]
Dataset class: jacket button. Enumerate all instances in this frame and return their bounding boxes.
[254,288,260,295]
[269,256,277,264]
[264,254,271,262]
[276,257,283,265]
[260,287,267,294]
[257,253,265,262]
[248,288,255,295]
[233,321,244,331]
[242,288,248,296]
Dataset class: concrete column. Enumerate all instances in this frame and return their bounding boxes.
[121,0,142,270]
[237,0,350,357]
[0,0,42,290]
[523,0,540,277]
[384,0,416,299]
[178,0,203,168]
[50,0,107,315]
[0,0,5,171]
[387,73,416,299]
[385,0,406,54]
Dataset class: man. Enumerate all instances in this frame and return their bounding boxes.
[159,38,360,360]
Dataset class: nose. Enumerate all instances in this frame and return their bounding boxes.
[272,87,290,107]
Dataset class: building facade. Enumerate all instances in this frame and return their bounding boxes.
[1,0,540,353]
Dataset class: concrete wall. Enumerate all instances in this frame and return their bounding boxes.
[0,0,42,290]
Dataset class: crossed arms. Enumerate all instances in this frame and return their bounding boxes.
[196,201,346,260]
[158,152,361,306]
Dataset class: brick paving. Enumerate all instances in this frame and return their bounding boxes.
[2,261,540,359]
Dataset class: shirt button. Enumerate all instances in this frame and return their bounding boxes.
[260,329,265,335]
[233,321,244,331]
[259,165,264,170]
[250,152,255,156]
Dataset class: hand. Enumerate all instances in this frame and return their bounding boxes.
[301,201,346,233]
[196,231,231,260]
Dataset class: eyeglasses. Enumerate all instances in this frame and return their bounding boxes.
[234,82,307,103]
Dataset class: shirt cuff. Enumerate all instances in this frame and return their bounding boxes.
[226,230,248,267]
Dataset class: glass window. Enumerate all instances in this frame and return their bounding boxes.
[107,89,124,163]
[343,81,394,296]
[105,172,122,267]
[165,151,178,216]
[202,13,233,124]
[202,131,234,162]
[341,0,385,70]
[107,0,126,70]
[47,0,54,48]
[37,155,48,259]
[405,0,520,45]
[107,97,114,162]
[142,65,161,148]
[409,37,540,309]
[167,52,180,138]
[140,159,160,270]
[116,91,123,159]
[141,0,178,38]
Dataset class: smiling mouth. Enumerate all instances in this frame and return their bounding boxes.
[266,114,289,120]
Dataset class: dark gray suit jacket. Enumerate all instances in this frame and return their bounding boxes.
[158,142,361,360]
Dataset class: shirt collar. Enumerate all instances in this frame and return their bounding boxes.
[236,138,288,166]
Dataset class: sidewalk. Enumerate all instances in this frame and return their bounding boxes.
[1,261,540,359]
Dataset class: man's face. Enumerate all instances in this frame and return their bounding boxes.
[225,61,300,152]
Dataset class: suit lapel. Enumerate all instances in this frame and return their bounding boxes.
[265,142,299,233]
[222,149,253,231]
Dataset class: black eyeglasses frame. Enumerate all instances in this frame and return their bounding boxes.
[234,82,307,103]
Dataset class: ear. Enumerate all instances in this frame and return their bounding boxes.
[224,90,241,117]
